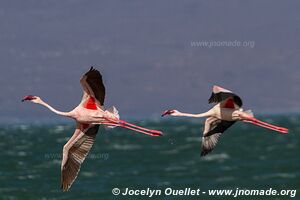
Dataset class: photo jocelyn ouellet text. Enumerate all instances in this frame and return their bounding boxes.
[112,187,296,198]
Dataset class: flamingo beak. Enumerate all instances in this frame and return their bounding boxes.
[161,110,175,117]
[22,95,36,102]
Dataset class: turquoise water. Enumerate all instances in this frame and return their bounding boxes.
[0,115,299,200]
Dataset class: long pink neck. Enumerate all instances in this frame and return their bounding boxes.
[38,101,73,118]
[178,111,210,118]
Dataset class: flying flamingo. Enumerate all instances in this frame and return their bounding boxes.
[22,67,162,191]
[162,85,288,156]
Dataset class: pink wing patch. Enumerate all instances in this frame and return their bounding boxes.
[223,98,235,108]
[85,97,97,110]
[82,124,90,130]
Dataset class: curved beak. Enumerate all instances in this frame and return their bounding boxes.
[161,110,174,117]
[22,95,36,102]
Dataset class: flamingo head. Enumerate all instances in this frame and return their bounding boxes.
[21,95,41,103]
[161,109,175,117]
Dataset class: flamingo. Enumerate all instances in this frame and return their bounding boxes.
[22,67,162,191]
[162,85,288,156]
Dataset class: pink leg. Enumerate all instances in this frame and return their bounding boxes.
[242,116,288,134]
[101,118,163,136]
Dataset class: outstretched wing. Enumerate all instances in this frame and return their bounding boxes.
[201,117,235,156]
[208,85,242,108]
[80,67,106,106]
[61,125,99,191]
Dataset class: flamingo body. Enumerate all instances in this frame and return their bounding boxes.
[22,67,162,191]
[162,85,289,156]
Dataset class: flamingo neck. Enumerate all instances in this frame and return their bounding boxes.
[38,100,73,118]
[178,111,210,118]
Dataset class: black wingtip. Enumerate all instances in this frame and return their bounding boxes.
[61,184,70,192]
[200,152,206,157]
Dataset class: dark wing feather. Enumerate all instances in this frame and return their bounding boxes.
[82,66,106,106]
[208,92,243,107]
[201,120,235,156]
[61,125,99,191]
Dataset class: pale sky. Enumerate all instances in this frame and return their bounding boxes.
[0,0,299,123]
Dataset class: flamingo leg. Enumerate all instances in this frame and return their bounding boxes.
[101,118,163,137]
[242,116,288,134]
[118,119,162,135]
